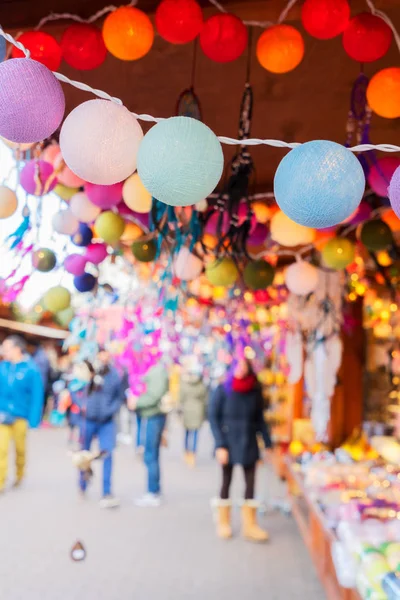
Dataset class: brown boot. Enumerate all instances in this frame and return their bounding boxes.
[215,500,233,539]
[241,501,269,543]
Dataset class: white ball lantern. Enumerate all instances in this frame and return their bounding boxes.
[271,210,316,247]
[285,261,319,295]
[59,99,143,185]
[174,247,203,281]
[122,173,152,213]
[70,192,101,223]
[52,209,79,235]
[0,186,17,218]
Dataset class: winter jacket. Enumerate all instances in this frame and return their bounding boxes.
[179,374,208,430]
[79,367,123,424]
[208,382,272,466]
[0,359,44,428]
[136,363,169,419]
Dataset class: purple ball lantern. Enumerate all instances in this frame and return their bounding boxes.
[20,160,57,195]
[389,165,400,218]
[64,254,87,276]
[85,181,123,209]
[368,157,400,197]
[74,273,97,293]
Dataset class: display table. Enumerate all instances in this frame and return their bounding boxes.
[286,461,361,600]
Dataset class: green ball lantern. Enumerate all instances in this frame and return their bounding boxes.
[95,211,125,244]
[322,238,355,270]
[32,248,57,272]
[360,220,393,251]
[131,239,157,262]
[55,306,75,327]
[43,286,71,313]
[244,260,274,290]
[205,258,238,287]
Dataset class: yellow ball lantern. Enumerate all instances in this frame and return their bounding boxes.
[322,238,355,270]
[206,258,238,287]
[54,183,80,202]
[122,173,152,213]
[95,211,126,244]
[367,68,400,119]
[252,201,271,224]
[43,286,71,313]
[103,6,154,61]
[256,25,304,74]
[271,210,316,247]
[0,186,17,218]
[120,222,143,245]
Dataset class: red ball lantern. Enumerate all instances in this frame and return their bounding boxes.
[301,0,350,40]
[61,23,107,70]
[12,31,62,71]
[343,13,392,62]
[200,14,248,63]
[156,0,203,44]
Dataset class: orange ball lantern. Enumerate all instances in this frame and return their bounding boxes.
[102,6,154,61]
[61,23,107,70]
[200,14,248,63]
[301,0,350,40]
[12,31,62,71]
[367,68,400,119]
[156,0,203,44]
[342,13,392,63]
[256,25,304,74]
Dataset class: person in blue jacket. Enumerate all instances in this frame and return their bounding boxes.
[0,335,44,493]
[75,348,123,509]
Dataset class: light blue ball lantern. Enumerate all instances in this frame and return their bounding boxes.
[137,116,224,207]
[274,140,365,229]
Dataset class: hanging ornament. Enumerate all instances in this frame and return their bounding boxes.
[205,258,238,287]
[131,239,157,262]
[321,238,355,270]
[389,166,400,219]
[270,210,316,246]
[360,219,393,251]
[257,25,304,74]
[71,223,93,247]
[44,286,71,313]
[252,202,271,224]
[243,260,274,290]
[156,0,203,44]
[120,222,144,245]
[94,211,125,244]
[64,254,87,276]
[20,160,58,196]
[11,31,62,70]
[301,0,350,40]
[84,243,108,265]
[61,23,107,70]
[85,182,123,209]
[342,13,392,63]
[285,261,319,296]
[52,209,79,235]
[70,192,101,223]
[122,173,152,213]
[53,154,86,188]
[367,68,400,119]
[368,157,400,197]
[174,247,203,280]
[200,14,248,63]
[32,248,57,272]
[0,186,18,218]
[102,6,154,60]
[74,273,97,293]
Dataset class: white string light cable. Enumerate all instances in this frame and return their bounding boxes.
[1,22,400,152]
[34,0,137,30]
[207,0,299,28]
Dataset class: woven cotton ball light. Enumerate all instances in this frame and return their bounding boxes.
[122,173,152,213]
[244,260,274,290]
[95,211,125,244]
[60,100,143,185]
[274,141,365,228]
[61,23,107,70]
[285,261,319,296]
[120,222,144,245]
[64,254,87,276]
[206,258,238,287]
[53,154,86,188]
[368,157,400,197]
[84,243,108,265]
[174,247,203,281]
[200,14,248,63]
[70,192,101,224]
[156,0,203,44]
[137,117,223,207]
[74,273,97,293]
[301,0,350,40]
[360,219,393,251]
[270,210,316,247]
[32,248,57,272]
[41,143,60,165]
[343,13,392,63]
[0,186,17,218]
[132,239,157,262]
[257,25,304,74]
[52,209,79,236]
[54,184,80,202]
[102,6,154,60]
[0,59,65,144]
[367,68,400,119]
[20,160,57,196]
[12,31,62,71]
[252,202,271,224]
[322,238,355,270]
[71,223,93,247]
[44,286,71,313]
[85,182,122,209]
[389,166,400,218]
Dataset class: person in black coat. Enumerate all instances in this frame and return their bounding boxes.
[208,358,272,542]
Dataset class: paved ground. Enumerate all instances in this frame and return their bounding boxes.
[0,418,324,600]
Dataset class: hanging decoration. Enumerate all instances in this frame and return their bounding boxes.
[102,6,154,61]
[199,13,248,63]
[61,23,107,70]
[156,0,203,44]
[256,25,305,74]
[342,12,393,63]
[0,186,18,219]
[367,68,400,119]
[11,31,62,70]
[301,0,350,40]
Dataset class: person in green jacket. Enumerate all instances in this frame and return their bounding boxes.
[128,361,169,507]
[179,367,208,468]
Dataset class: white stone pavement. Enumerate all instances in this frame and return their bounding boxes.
[0,418,324,600]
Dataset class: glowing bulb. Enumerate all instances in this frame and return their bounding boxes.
[381,310,390,320]
[348,292,357,302]
[355,284,366,296]
[351,273,359,281]
[391,303,398,312]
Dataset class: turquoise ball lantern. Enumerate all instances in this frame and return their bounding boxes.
[137,116,224,206]
[274,140,365,228]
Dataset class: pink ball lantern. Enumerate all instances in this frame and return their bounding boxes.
[301,0,350,40]
[84,243,108,265]
[247,223,268,246]
[205,211,230,235]
[344,201,372,226]
[41,143,60,165]
[200,14,248,63]
[20,160,57,195]
[54,153,86,188]
[61,23,107,70]
[368,157,400,197]
[85,181,123,209]
[64,254,87,276]
[11,31,62,71]
[156,0,203,44]
[388,166,400,218]
[343,13,392,63]
[0,59,65,144]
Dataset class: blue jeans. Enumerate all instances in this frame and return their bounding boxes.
[144,414,166,494]
[185,429,198,453]
[136,414,146,449]
[79,419,116,497]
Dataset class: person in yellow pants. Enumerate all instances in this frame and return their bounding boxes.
[0,336,44,493]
